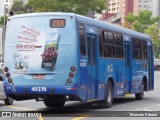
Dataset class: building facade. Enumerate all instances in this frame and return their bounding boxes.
[133,0,140,15]
[102,0,160,24]
[107,0,123,13]
[102,0,135,24]
[0,0,14,63]
[0,0,5,63]
[139,0,160,17]
[0,0,5,16]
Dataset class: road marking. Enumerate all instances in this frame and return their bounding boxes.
[133,109,141,111]
[142,108,152,111]
[133,103,160,111]
[71,114,90,120]
[71,117,88,120]
[6,106,44,120]
[38,115,44,120]
[6,105,36,111]
[125,94,131,97]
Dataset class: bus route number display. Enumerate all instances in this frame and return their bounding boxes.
[50,19,65,28]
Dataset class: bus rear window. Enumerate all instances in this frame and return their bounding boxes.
[50,19,65,28]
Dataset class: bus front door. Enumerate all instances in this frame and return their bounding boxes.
[124,42,132,93]
[86,34,98,100]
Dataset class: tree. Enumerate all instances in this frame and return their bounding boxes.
[125,10,160,58]
[11,0,25,14]
[125,10,160,33]
[121,21,132,29]
[144,25,160,58]
[0,16,8,27]
[28,0,106,15]
[11,0,33,14]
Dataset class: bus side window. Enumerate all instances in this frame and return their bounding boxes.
[136,39,141,60]
[142,40,147,60]
[132,38,136,59]
[138,39,142,60]
[132,38,142,60]
[79,23,86,56]
[114,33,123,58]
[103,31,114,58]
[98,29,104,57]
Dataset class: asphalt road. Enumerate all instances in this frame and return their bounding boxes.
[0,71,160,120]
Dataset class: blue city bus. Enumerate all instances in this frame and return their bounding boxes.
[3,13,154,108]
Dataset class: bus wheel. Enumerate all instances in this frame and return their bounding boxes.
[4,97,14,105]
[105,81,113,108]
[135,84,144,100]
[44,100,65,108]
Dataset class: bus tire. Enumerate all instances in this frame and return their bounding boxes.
[4,97,14,105]
[135,84,144,100]
[44,100,65,108]
[105,81,113,108]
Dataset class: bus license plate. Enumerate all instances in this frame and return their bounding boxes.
[33,75,45,80]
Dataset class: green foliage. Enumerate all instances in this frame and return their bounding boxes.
[144,25,160,58]
[11,0,33,14]
[0,16,8,27]
[11,0,106,15]
[144,25,160,45]
[125,10,160,33]
[28,0,106,15]
[121,21,132,29]
[125,13,137,24]
[125,10,160,58]
[11,0,25,14]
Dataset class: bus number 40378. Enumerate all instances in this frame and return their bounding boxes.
[31,87,47,92]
